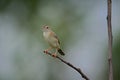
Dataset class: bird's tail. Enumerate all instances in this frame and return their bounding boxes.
[58,49,65,56]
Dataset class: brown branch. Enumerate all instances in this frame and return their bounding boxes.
[43,51,89,80]
[107,0,113,80]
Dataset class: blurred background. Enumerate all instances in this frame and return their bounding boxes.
[0,0,120,80]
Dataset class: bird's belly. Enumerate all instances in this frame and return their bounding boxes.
[43,32,59,48]
[47,37,59,48]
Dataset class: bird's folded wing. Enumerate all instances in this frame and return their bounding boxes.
[50,31,60,44]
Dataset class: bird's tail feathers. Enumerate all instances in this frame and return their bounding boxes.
[58,49,65,56]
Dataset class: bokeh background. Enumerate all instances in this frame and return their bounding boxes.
[0,0,120,80]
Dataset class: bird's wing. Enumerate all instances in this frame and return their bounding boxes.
[54,34,60,44]
[51,31,60,44]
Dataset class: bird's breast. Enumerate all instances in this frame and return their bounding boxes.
[43,32,50,41]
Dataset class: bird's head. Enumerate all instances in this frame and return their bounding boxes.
[42,25,51,32]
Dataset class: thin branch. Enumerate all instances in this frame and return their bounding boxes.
[107,0,113,80]
[43,51,89,80]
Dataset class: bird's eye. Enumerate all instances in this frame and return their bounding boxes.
[46,26,48,29]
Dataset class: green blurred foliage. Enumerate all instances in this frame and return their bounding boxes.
[0,0,11,11]
[113,33,120,80]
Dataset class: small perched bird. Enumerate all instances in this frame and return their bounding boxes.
[42,25,65,57]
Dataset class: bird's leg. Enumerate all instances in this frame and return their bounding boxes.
[52,49,57,57]
[44,47,52,54]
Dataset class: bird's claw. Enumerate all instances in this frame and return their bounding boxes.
[52,53,57,57]
[44,50,48,54]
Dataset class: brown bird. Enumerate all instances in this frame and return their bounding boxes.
[42,25,65,57]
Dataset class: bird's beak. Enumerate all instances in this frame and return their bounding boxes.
[41,24,46,31]
[41,24,48,31]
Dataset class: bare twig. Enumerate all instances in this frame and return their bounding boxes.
[107,0,113,80]
[43,51,89,80]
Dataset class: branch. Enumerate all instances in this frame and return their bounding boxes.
[43,51,89,80]
[107,0,113,80]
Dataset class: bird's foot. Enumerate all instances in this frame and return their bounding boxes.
[52,53,57,57]
[44,47,52,54]
[44,50,48,54]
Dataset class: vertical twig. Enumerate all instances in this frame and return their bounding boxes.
[107,0,113,80]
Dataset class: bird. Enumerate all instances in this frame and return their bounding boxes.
[42,25,65,57]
